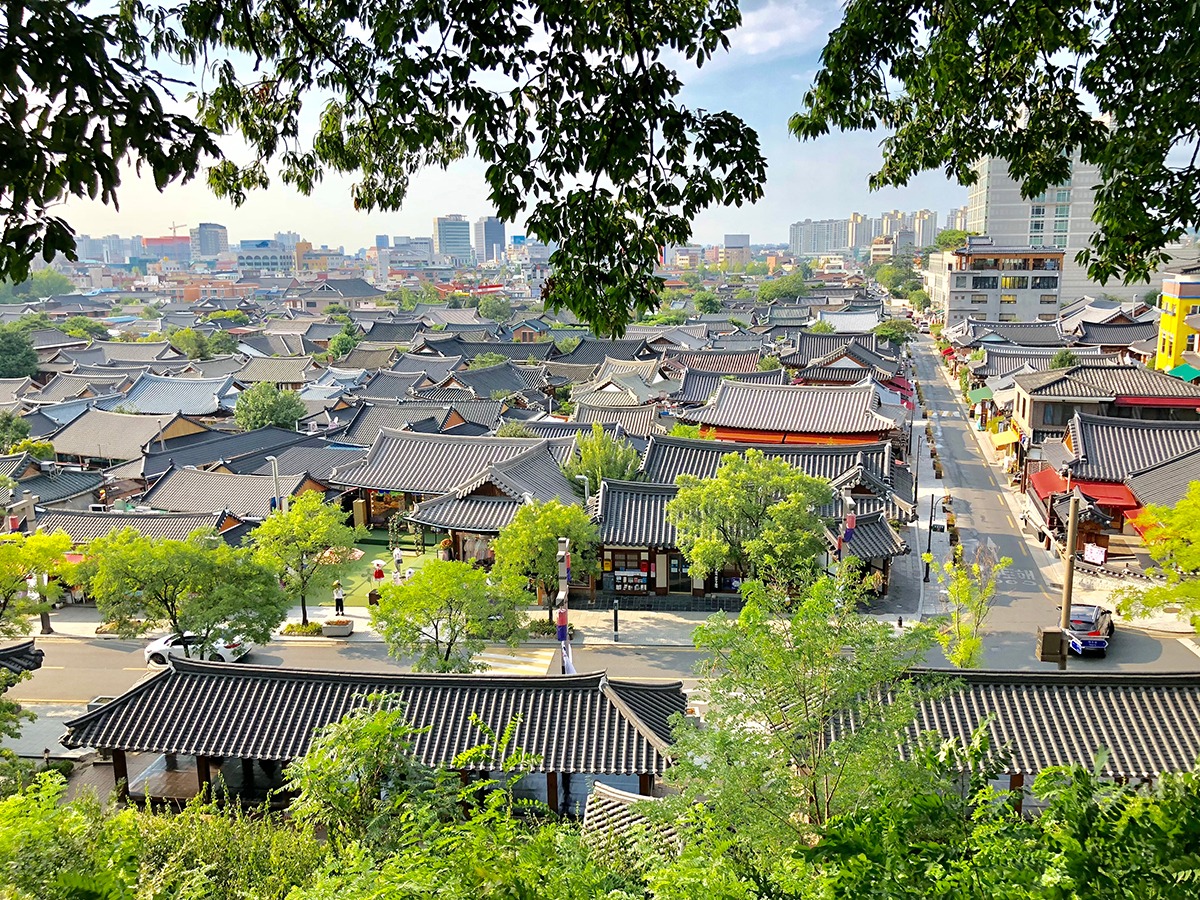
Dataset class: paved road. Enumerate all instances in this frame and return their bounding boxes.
[912,337,1200,671]
[13,637,706,704]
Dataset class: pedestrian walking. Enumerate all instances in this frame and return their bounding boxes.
[332,580,345,615]
[392,544,403,572]
[372,560,386,590]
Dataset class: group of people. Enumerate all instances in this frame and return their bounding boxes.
[331,546,416,614]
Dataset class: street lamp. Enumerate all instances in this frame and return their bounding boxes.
[923,493,934,582]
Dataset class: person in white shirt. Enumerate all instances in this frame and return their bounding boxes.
[392,545,403,571]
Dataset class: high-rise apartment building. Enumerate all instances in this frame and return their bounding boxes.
[189,223,229,259]
[274,231,302,251]
[473,216,506,263]
[724,234,751,249]
[911,210,938,249]
[966,156,1147,300]
[847,213,876,250]
[880,210,911,237]
[789,218,850,256]
[433,215,473,265]
[944,206,969,232]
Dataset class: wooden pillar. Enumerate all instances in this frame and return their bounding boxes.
[638,773,654,796]
[241,758,256,796]
[1009,772,1024,815]
[196,755,212,796]
[546,772,559,815]
[111,749,129,802]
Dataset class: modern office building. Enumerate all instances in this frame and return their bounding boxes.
[433,215,473,266]
[924,235,1065,326]
[966,156,1148,300]
[724,234,750,249]
[189,223,229,259]
[375,235,390,249]
[141,236,192,265]
[237,239,292,273]
[390,236,434,266]
[474,216,506,263]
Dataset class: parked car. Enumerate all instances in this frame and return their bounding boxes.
[1063,605,1115,657]
[144,632,254,666]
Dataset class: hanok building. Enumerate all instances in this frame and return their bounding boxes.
[677,381,900,445]
[48,409,213,469]
[61,660,684,811]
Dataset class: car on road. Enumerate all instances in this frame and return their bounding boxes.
[144,633,254,666]
[1064,605,1115,657]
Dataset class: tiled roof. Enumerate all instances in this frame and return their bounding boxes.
[62,660,684,775]
[27,328,87,350]
[516,420,625,440]
[582,782,675,854]
[111,425,311,481]
[92,340,183,362]
[0,452,35,481]
[240,443,366,481]
[664,349,762,374]
[814,341,899,380]
[969,345,1118,379]
[390,353,463,380]
[448,362,543,399]
[1125,445,1200,508]
[779,333,895,367]
[407,494,523,532]
[0,377,34,402]
[1016,364,1200,400]
[0,640,45,675]
[594,479,678,547]
[26,373,132,403]
[557,338,651,366]
[363,321,421,343]
[105,373,237,415]
[338,400,504,445]
[814,309,881,332]
[834,510,908,560]
[679,382,895,435]
[671,367,788,404]
[1056,412,1200,481]
[340,346,398,370]
[38,510,233,543]
[49,410,211,461]
[947,318,1069,348]
[544,360,601,383]
[890,669,1200,779]
[184,355,250,378]
[233,355,316,384]
[329,430,565,493]
[571,404,664,438]
[593,357,664,383]
[1074,320,1159,346]
[413,336,557,362]
[238,333,318,357]
[19,469,103,504]
[143,467,310,518]
[412,386,477,402]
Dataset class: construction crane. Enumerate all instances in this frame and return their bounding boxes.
[168,221,188,237]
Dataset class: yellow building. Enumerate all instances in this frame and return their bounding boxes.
[1154,276,1200,371]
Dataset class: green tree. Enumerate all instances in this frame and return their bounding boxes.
[667,571,937,840]
[372,559,526,673]
[0,327,38,378]
[205,310,250,325]
[756,272,810,302]
[327,330,358,358]
[0,531,72,639]
[560,422,640,494]
[142,303,162,318]
[666,422,714,439]
[908,288,931,312]
[934,228,972,250]
[1049,348,1079,369]
[873,318,918,345]
[744,261,769,276]
[791,2,1190,289]
[468,352,510,370]
[756,355,781,370]
[0,412,32,454]
[26,270,74,297]
[477,295,513,322]
[83,528,287,657]
[234,382,307,431]
[491,499,599,603]
[665,449,833,582]
[169,327,211,360]
[495,422,538,438]
[208,329,237,355]
[59,316,109,340]
[7,439,53,461]
[924,544,1012,668]
[693,291,722,314]
[641,310,687,326]
[808,320,836,334]
[554,335,581,354]
[249,491,365,627]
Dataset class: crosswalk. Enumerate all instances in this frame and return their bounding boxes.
[473,646,557,675]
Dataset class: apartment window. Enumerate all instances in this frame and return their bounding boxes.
[1038,313,1058,321]
[999,313,1018,322]
[954,275,968,288]
[1040,294,1059,304]
[1032,276,1058,289]
[1055,204,1070,219]
[1000,258,1029,270]
[1029,221,1045,234]
[1000,275,1029,289]
[1030,205,1046,217]
[971,293,989,304]
[973,275,998,290]
[1031,192,1047,203]
[1055,189,1071,203]
[1054,235,1068,248]
[1000,293,1017,304]
[1044,404,1075,426]
[1053,220,1069,233]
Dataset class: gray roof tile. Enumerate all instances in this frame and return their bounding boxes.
[37,510,234,542]
[1055,412,1200,482]
[679,382,896,435]
[143,467,310,518]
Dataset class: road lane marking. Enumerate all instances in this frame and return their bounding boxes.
[39,666,65,670]
[1178,638,1200,660]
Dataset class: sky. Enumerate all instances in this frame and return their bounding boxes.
[61,0,968,251]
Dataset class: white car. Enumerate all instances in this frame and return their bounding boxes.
[144,632,253,666]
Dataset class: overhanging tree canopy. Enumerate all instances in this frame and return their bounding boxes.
[6,0,765,336]
[791,0,1197,287]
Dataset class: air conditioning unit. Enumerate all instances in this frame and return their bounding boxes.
[88,504,107,513]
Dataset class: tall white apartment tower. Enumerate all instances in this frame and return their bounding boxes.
[966,157,1148,300]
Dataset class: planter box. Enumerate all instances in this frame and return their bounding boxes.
[321,621,354,637]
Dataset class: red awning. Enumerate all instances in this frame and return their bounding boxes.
[1074,480,1139,510]
[1028,467,1067,500]
[941,347,956,357]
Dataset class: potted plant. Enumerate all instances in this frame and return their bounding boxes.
[322,618,354,637]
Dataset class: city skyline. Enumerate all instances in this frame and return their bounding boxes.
[57,0,968,252]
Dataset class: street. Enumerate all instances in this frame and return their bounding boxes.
[911,337,1200,671]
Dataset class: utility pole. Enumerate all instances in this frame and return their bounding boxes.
[1057,492,1080,671]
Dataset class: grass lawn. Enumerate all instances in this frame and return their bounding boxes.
[316,531,444,608]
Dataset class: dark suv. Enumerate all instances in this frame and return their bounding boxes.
[1064,605,1115,657]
